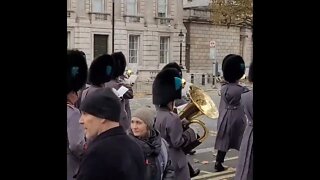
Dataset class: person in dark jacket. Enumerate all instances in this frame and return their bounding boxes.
[67,49,88,180]
[235,61,253,180]
[129,107,175,180]
[214,54,248,172]
[76,88,145,180]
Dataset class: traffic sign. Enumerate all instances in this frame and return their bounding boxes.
[209,40,216,48]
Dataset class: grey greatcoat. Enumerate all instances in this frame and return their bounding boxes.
[67,104,86,180]
[235,90,253,180]
[154,108,193,180]
[104,79,132,131]
[214,83,247,152]
[119,75,134,121]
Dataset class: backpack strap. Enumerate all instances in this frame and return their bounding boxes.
[157,138,169,179]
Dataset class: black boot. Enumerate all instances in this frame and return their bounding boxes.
[188,162,200,177]
[191,168,200,177]
[214,162,225,172]
[215,150,226,172]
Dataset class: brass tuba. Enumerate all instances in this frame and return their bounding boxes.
[179,85,219,142]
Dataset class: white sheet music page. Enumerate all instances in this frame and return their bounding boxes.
[117,86,129,97]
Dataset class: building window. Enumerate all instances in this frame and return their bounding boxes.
[93,34,108,59]
[92,0,105,13]
[160,37,169,64]
[158,0,167,17]
[127,0,137,15]
[129,35,139,63]
[67,31,71,49]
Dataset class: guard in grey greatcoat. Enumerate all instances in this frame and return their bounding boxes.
[235,61,253,180]
[67,49,88,180]
[161,62,200,177]
[153,68,198,180]
[104,52,133,132]
[214,54,247,172]
[77,54,114,107]
[112,52,133,121]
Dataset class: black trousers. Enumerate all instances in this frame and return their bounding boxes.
[216,150,227,163]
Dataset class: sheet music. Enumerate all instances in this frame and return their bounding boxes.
[117,86,129,97]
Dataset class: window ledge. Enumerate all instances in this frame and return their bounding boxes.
[123,15,144,23]
[154,17,174,25]
[89,12,111,21]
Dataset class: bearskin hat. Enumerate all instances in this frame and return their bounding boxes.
[88,54,114,86]
[162,62,183,77]
[222,54,245,83]
[111,51,127,78]
[67,49,88,95]
[152,68,183,106]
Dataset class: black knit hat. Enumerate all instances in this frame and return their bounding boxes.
[152,68,182,106]
[162,62,182,77]
[67,49,88,95]
[222,54,245,83]
[111,52,127,78]
[88,54,114,86]
[80,87,121,122]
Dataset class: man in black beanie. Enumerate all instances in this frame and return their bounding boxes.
[76,87,145,180]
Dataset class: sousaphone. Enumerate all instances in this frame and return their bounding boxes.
[179,85,219,142]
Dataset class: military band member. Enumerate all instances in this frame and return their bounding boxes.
[214,54,248,172]
[235,61,253,180]
[103,52,131,132]
[78,54,114,107]
[153,68,198,180]
[109,52,134,131]
[161,62,200,177]
[67,49,88,180]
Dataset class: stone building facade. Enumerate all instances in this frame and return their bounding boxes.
[182,0,252,87]
[67,0,253,93]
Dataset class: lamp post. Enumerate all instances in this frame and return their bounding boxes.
[178,30,184,69]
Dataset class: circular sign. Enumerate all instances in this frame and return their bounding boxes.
[210,40,216,48]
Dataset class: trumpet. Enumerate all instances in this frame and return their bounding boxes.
[125,69,133,78]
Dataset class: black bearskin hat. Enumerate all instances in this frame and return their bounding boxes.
[152,68,183,106]
[111,51,127,78]
[162,62,182,77]
[222,54,245,83]
[67,49,88,95]
[88,54,114,86]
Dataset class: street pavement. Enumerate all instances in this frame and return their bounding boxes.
[129,87,245,180]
